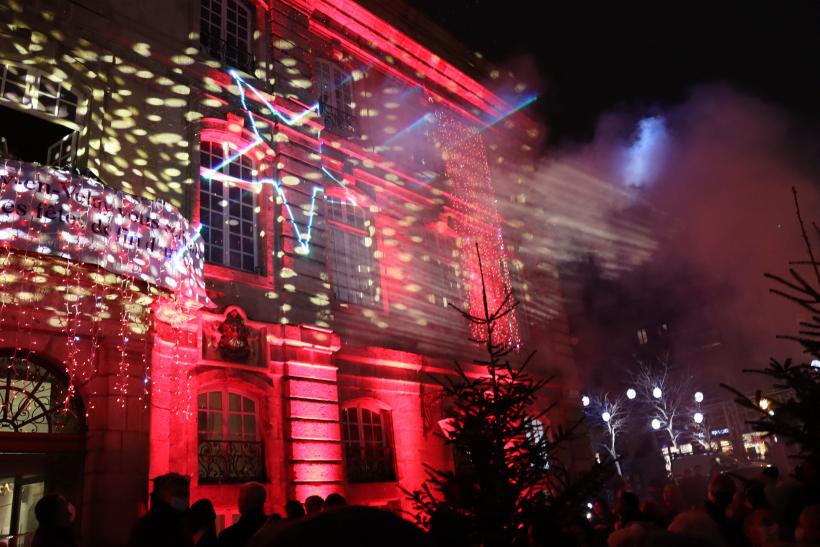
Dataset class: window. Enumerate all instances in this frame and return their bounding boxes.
[429,233,463,309]
[199,140,260,273]
[341,404,396,483]
[197,391,265,483]
[326,201,378,305]
[200,0,255,73]
[316,59,356,135]
[0,63,80,123]
[47,131,78,167]
[525,418,550,470]
[1,64,28,104]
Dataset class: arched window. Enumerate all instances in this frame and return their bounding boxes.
[197,390,265,483]
[200,0,255,73]
[316,59,356,135]
[199,140,260,273]
[326,200,378,305]
[340,401,396,483]
[0,353,84,434]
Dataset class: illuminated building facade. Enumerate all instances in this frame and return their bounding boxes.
[0,1,578,545]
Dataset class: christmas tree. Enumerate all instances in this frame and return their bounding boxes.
[404,245,612,547]
[723,188,820,481]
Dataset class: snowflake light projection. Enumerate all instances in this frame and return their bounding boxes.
[201,70,358,254]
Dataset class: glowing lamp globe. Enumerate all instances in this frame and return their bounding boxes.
[651,418,661,430]
[602,411,611,423]
[626,388,637,400]
[694,412,704,424]
[694,391,704,403]
[759,398,770,411]
[652,387,662,399]
[811,359,820,369]
[582,395,590,407]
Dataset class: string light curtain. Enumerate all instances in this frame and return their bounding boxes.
[435,111,520,349]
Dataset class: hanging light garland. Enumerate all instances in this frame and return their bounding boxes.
[435,111,520,348]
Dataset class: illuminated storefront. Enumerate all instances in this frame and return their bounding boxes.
[0,1,575,545]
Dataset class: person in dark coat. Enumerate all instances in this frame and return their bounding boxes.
[323,493,346,511]
[283,500,305,520]
[129,472,191,547]
[304,495,324,515]
[189,499,218,547]
[248,505,426,547]
[217,482,267,547]
[31,494,77,547]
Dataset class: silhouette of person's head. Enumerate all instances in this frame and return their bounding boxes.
[615,491,641,524]
[304,495,323,515]
[151,472,190,512]
[189,499,217,536]
[284,500,305,520]
[239,482,267,516]
[249,506,425,547]
[761,465,779,483]
[708,474,736,509]
[34,494,72,529]
[323,493,346,510]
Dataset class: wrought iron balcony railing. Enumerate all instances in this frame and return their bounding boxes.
[198,439,266,484]
[200,31,255,74]
[319,101,358,136]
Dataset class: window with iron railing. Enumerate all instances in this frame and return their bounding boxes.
[341,405,396,483]
[197,391,265,484]
[316,59,357,136]
[200,0,255,73]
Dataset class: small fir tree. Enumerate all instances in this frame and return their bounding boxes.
[404,245,612,546]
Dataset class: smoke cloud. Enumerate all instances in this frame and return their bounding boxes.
[500,84,820,392]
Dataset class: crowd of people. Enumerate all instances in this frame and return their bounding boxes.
[126,473,354,547]
[19,465,820,547]
[583,466,820,547]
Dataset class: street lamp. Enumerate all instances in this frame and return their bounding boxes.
[626,388,637,400]
[602,411,611,423]
[694,412,704,424]
[582,395,590,407]
[759,397,770,411]
[811,359,820,369]
[651,418,661,430]
[652,387,662,399]
[694,391,704,403]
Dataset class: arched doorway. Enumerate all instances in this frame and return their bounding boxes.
[0,352,86,547]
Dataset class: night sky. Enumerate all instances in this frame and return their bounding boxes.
[413,0,820,146]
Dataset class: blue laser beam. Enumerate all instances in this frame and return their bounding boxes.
[474,93,538,136]
[222,70,360,253]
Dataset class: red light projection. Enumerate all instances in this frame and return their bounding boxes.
[312,0,509,118]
